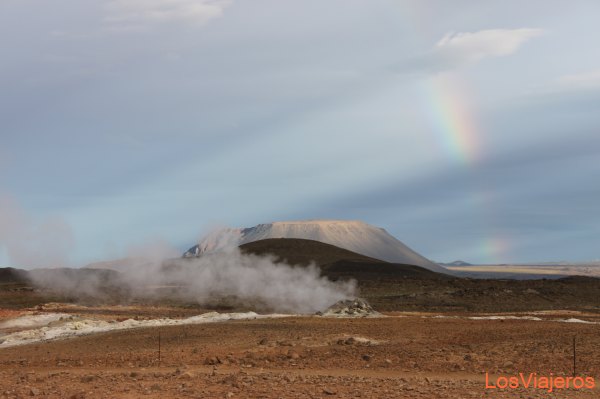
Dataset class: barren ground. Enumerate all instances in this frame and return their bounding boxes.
[1,306,599,398]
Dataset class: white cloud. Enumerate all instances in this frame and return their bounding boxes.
[105,0,232,27]
[557,69,600,90]
[402,28,544,74]
[435,28,545,64]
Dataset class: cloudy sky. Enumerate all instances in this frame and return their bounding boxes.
[1,0,599,267]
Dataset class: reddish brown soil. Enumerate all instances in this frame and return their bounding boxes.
[1,310,599,398]
[0,310,24,322]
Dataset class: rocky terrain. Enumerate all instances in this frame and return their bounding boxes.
[0,311,599,398]
[1,238,599,397]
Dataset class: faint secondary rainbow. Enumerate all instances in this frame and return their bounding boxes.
[467,185,513,264]
[419,74,482,166]
[480,236,511,263]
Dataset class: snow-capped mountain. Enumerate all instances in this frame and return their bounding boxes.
[184,220,447,273]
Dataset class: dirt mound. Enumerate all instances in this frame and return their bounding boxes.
[319,298,380,317]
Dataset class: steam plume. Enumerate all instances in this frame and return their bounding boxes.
[28,237,356,313]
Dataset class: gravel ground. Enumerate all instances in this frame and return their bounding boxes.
[0,310,599,398]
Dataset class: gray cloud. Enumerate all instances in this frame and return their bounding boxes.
[1,1,599,266]
[308,130,600,263]
[0,196,74,268]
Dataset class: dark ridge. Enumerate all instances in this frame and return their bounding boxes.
[557,275,600,283]
[239,238,387,267]
[322,260,453,280]
[0,267,31,284]
[239,238,452,280]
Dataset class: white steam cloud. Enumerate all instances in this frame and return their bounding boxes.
[175,249,355,313]
[26,233,356,313]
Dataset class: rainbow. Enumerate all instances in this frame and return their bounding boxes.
[416,71,510,263]
[391,2,510,263]
[419,74,482,165]
[395,1,483,165]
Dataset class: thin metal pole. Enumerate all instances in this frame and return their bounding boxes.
[572,335,576,377]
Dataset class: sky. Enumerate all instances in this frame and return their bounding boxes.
[1,0,599,267]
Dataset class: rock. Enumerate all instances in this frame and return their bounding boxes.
[29,388,40,396]
[221,374,240,388]
[150,384,161,391]
[179,371,195,380]
[258,338,268,345]
[502,361,514,369]
[320,298,379,318]
[362,354,371,362]
[204,357,221,365]
[80,375,95,383]
[323,387,337,395]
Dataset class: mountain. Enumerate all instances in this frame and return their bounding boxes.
[240,238,450,280]
[184,220,447,273]
[441,260,472,266]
